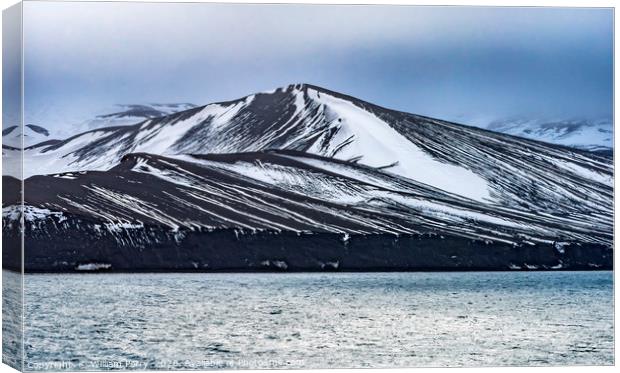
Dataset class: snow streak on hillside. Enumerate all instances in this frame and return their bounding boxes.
[5,151,611,246]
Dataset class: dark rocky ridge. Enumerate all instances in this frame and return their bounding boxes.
[2,150,613,272]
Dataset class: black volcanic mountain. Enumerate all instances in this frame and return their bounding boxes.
[2,84,613,271]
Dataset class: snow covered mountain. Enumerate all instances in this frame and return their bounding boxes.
[2,84,613,271]
[485,117,613,154]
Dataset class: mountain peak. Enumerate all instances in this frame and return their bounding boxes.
[274,83,332,95]
[284,83,308,91]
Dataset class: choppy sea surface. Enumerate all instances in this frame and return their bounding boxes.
[3,270,614,370]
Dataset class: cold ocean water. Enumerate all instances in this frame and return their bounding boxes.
[2,270,613,370]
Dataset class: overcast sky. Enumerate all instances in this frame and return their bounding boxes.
[21,2,613,132]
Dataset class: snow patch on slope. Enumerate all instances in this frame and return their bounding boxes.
[305,89,492,202]
[177,155,369,204]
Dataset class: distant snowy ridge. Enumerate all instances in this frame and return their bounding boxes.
[485,117,612,153]
[2,102,198,147]
[83,103,198,130]
[2,124,56,148]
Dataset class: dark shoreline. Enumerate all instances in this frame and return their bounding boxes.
[4,235,612,273]
[3,267,613,274]
[4,218,612,274]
